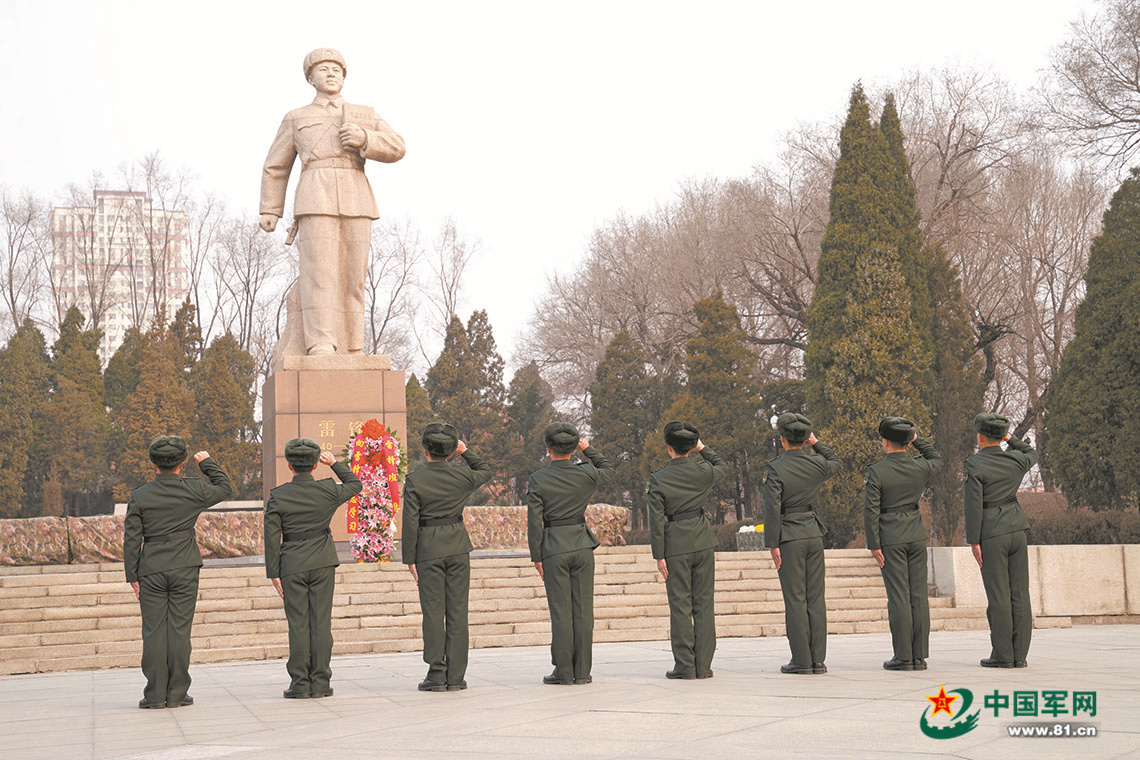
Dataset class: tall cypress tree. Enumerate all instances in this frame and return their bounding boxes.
[504,361,556,504]
[1046,168,1140,511]
[45,307,113,515]
[805,85,935,546]
[657,293,760,522]
[0,320,51,517]
[190,333,259,498]
[425,315,481,439]
[589,332,666,528]
[112,326,194,501]
[404,373,435,472]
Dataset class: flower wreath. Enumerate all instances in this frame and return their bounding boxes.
[344,419,403,562]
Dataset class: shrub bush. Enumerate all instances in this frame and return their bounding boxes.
[1028,509,1140,545]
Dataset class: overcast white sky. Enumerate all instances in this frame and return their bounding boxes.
[0,0,1099,373]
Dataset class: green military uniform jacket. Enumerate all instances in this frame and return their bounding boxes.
[264,461,362,579]
[527,446,615,562]
[863,438,943,550]
[123,458,234,582]
[647,447,729,560]
[762,442,841,545]
[401,451,493,564]
[964,436,1036,544]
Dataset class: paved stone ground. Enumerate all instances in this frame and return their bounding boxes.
[1,626,1136,760]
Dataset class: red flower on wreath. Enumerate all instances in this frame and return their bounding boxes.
[361,419,386,440]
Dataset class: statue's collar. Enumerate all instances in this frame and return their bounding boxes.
[312,96,345,109]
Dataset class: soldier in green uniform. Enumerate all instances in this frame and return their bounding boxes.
[763,413,840,675]
[965,413,1036,668]
[648,421,729,680]
[123,436,233,709]
[402,423,493,691]
[527,423,615,685]
[863,418,943,671]
[264,439,362,699]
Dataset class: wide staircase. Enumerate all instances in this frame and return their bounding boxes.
[0,547,988,675]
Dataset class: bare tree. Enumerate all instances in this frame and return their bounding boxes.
[0,187,49,338]
[212,217,287,355]
[182,192,227,344]
[1041,0,1140,168]
[364,218,423,366]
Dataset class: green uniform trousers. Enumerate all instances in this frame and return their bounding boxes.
[981,529,1032,662]
[542,547,595,681]
[880,540,930,661]
[282,566,336,694]
[777,536,827,666]
[417,553,471,685]
[138,566,200,705]
[665,548,716,676]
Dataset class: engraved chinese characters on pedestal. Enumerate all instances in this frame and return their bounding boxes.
[259,48,405,368]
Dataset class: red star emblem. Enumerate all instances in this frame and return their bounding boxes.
[926,685,958,717]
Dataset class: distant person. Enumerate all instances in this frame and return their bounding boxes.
[401,424,492,691]
[762,414,840,675]
[264,439,361,699]
[863,418,942,671]
[123,436,233,709]
[965,413,1036,668]
[527,423,615,685]
[647,421,728,680]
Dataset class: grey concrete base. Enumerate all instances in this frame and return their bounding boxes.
[1,626,1137,759]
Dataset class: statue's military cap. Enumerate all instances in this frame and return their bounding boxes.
[148,436,188,469]
[973,413,1010,440]
[543,422,580,456]
[421,423,459,458]
[284,438,322,468]
[663,421,700,453]
[304,48,347,80]
[776,412,812,444]
[878,417,915,445]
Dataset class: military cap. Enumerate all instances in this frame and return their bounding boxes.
[776,412,812,444]
[284,438,322,468]
[148,435,188,469]
[421,423,459,458]
[664,420,700,453]
[878,417,915,445]
[543,422,580,456]
[973,413,1010,440]
[303,48,347,80]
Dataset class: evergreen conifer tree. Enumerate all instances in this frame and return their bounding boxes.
[404,374,435,472]
[190,333,259,497]
[1047,168,1140,510]
[45,307,113,515]
[805,85,938,546]
[504,361,556,503]
[112,326,194,501]
[0,320,51,516]
[656,293,760,522]
[589,331,667,528]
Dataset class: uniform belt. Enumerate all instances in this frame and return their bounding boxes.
[983,497,1019,510]
[781,505,812,515]
[282,527,331,543]
[303,156,364,171]
[881,503,919,514]
[544,517,586,528]
[144,529,195,543]
[419,516,463,527]
[667,508,704,523]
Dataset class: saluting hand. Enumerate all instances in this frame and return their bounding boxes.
[806,433,819,446]
[193,451,210,464]
[455,440,467,455]
[319,451,336,466]
[577,438,589,451]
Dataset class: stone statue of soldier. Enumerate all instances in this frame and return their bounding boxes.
[260,48,405,358]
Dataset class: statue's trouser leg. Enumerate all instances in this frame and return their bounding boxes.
[296,216,371,353]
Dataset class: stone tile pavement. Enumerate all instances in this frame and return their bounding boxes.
[1,625,1136,760]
